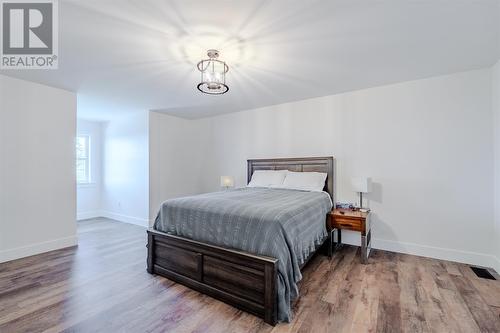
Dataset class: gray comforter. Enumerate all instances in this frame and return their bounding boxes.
[153,187,332,322]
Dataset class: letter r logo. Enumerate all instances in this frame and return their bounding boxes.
[2,2,53,54]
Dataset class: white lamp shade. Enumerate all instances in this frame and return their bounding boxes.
[220,176,234,187]
[351,177,372,193]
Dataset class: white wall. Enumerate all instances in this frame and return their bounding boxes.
[101,112,149,227]
[149,112,211,224]
[493,60,500,273]
[76,119,103,220]
[198,69,495,268]
[149,69,498,269]
[0,75,77,263]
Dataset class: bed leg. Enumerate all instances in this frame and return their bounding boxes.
[264,261,278,325]
[147,231,154,274]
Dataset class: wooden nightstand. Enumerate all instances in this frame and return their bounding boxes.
[330,209,372,264]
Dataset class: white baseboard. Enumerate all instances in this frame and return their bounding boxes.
[76,210,148,227]
[374,238,499,271]
[99,210,148,228]
[0,235,78,264]
[77,210,101,220]
[340,231,498,271]
[493,256,500,274]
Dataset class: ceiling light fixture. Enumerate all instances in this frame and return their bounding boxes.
[197,49,229,95]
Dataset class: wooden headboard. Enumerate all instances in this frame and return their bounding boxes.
[247,157,334,201]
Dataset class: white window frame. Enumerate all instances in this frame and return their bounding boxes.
[76,135,91,185]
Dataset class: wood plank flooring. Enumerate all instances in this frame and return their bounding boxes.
[1,218,499,332]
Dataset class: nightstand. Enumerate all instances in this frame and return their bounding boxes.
[330,209,372,264]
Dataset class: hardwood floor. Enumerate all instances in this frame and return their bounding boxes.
[1,218,499,333]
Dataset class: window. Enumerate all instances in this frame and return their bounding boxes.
[76,135,90,184]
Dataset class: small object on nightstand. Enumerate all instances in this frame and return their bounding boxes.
[330,208,372,264]
[335,202,355,210]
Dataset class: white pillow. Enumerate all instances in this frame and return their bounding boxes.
[248,170,288,187]
[281,171,327,192]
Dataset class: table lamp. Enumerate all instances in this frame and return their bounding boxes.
[220,176,234,190]
[351,177,372,209]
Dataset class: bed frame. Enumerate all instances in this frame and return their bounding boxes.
[147,157,334,325]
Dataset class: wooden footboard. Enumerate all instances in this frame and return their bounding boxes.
[147,230,279,325]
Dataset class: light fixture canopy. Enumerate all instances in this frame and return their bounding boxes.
[197,49,229,95]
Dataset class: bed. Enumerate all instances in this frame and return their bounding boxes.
[147,157,334,325]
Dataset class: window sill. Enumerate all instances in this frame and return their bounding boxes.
[77,182,97,188]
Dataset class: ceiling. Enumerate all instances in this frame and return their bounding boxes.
[1,0,499,120]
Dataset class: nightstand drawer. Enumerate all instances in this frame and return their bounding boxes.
[332,216,363,232]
